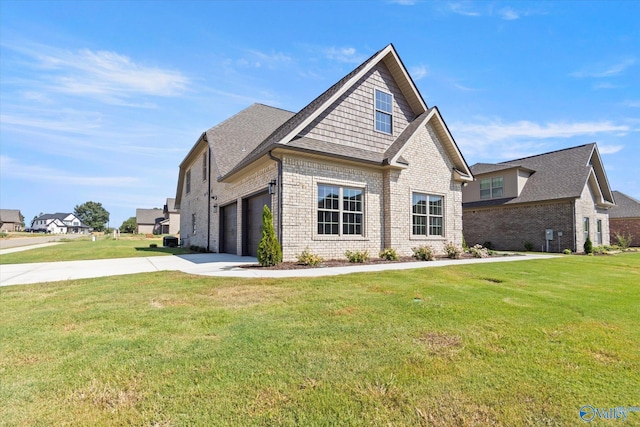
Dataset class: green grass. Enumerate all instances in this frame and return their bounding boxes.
[1,254,639,426]
[0,235,192,264]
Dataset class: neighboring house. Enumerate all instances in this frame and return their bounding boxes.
[462,143,615,252]
[136,208,164,234]
[608,191,640,246]
[161,198,180,235]
[0,209,24,232]
[31,213,90,234]
[175,44,473,260]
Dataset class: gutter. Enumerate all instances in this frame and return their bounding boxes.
[268,150,283,244]
[205,134,212,252]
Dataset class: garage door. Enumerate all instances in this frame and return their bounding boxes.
[244,191,271,257]
[221,202,237,255]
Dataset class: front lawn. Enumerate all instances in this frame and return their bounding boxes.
[1,254,638,425]
[0,235,191,264]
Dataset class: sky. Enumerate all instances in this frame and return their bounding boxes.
[1,0,638,229]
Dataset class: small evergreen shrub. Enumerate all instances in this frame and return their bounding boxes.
[462,234,468,250]
[444,242,462,259]
[412,245,435,261]
[614,232,633,250]
[149,243,158,248]
[523,241,534,252]
[563,249,572,255]
[0,232,8,238]
[257,205,282,267]
[584,236,593,254]
[345,250,369,263]
[297,248,323,267]
[470,244,489,258]
[379,248,399,261]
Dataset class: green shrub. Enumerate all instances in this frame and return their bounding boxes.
[149,243,158,248]
[444,242,462,259]
[412,245,435,261]
[470,244,489,258]
[0,232,7,238]
[614,232,633,250]
[345,250,369,263]
[257,205,282,267]
[563,249,572,255]
[584,236,593,254]
[296,248,323,266]
[524,241,534,251]
[379,248,399,261]
[461,234,468,250]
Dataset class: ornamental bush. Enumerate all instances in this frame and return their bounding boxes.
[257,205,282,267]
[345,250,369,263]
[444,242,462,259]
[297,248,323,266]
[412,245,435,261]
[583,236,593,254]
[469,244,489,258]
[379,248,399,261]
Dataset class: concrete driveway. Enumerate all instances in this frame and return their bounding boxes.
[0,252,558,287]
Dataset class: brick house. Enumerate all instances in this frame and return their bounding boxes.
[609,191,640,246]
[0,209,23,232]
[175,44,473,260]
[462,143,615,252]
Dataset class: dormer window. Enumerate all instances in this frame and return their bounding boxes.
[375,89,393,134]
[480,176,504,199]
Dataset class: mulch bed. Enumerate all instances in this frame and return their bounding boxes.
[240,252,515,270]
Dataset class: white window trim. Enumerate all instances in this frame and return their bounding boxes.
[313,178,369,241]
[409,189,446,241]
[374,88,393,135]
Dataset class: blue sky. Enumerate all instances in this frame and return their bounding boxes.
[1,0,638,228]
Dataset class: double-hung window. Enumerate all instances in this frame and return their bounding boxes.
[583,217,590,242]
[186,170,191,194]
[317,185,363,236]
[191,213,196,235]
[480,176,504,199]
[412,193,444,237]
[202,153,207,181]
[375,89,393,134]
[597,219,602,245]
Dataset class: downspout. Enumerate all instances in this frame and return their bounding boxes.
[205,135,212,252]
[572,201,577,252]
[268,150,283,244]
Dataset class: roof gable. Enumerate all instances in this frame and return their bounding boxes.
[0,209,22,223]
[467,143,614,206]
[136,208,164,225]
[221,44,430,180]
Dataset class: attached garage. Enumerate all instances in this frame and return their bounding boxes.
[243,191,271,257]
[220,202,237,255]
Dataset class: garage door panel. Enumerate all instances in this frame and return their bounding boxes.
[244,192,271,257]
[221,203,237,255]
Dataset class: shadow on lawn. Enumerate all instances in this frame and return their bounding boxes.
[135,246,192,255]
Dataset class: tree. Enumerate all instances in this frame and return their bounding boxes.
[584,236,593,254]
[257,205,282,267]
[74,201,110,232]
[120,217,137,234]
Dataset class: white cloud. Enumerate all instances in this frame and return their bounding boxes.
[0,155,140,187]
[388,0,417,5]
[452,118,630,161]
[499,7,520,20]
[5,41,189,104]
[242,49,293,69]
[409,65,429,80]
[598,145,624,154]
[448,2,481,17]
[570,58,636,78]
[622,100,640,108]
[323,46,366,63]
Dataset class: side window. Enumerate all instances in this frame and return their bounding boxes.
[374,89,393,134]
[317,185,364,236]
[186,170,191,194]
[412,193,444,236]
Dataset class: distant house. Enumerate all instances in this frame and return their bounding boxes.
[0,209,23,232]
[609,191,640,246]
[135,208,164,234]
[161,198,180,235]
[31,213,91,234]
[175,44,472,259]
[462,143,615,252]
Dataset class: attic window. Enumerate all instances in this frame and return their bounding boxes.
[375,89,393,134]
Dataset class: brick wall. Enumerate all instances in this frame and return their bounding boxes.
[610,218,640,246]
[574,183,610,249]
[179,146,210,249]
[463,201,575,252]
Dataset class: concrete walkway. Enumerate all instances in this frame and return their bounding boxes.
[0,253,558,287]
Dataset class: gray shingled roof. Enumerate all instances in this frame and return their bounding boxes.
[610,191,640,218]
[465,143,601,208]
[0,209,22,223]
[164,198,177,213]
[207,103,295,178]
[136,208,164,225]
[36,213,73,221]
[287,136,385,164]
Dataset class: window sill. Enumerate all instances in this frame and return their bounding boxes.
[409,236,446,241]
[313,235,369,242]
